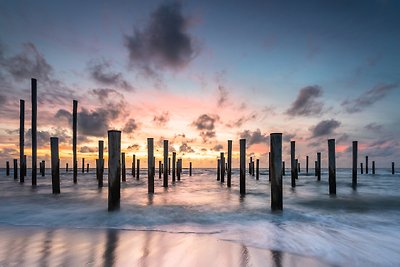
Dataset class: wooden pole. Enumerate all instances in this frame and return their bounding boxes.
[6,161,9,176]
[189,162,192,176]
[290,141,296,187]
[148,138,154,193]
[66,162,68,172]
[87,163,89,173]
[50,137,60,194]
[108,130,121,211]
[282,161,285,176]
[24,155,27,177]
[19,99,24,183]
[42,160,45,176]
[220,152,225,183]
[249,157,252,175]
[13,159,18,179]
[132,154,136,177]
[217,159,220,181]
[163,140,168,186]
[328,139,336,195]
[392,162,395,175]
[314,161,317,176]
[372,161,375,174]
[270,133,282,211]
[159,160,162,179]
[366,156,369,174]
[121,152,126,182]
[177,159,181,181]
[352,141,357,189]
[172,152,176,182]
[168,157,171,175]
[269,152,271,181]
[306,156,309,174]
[240,139,246,195]
[136,159,140,180]
[295,159,299,179]
[317,152,321,181]
[227,140,232,187]
[256,159,259,180]
[82,158,85,173]
[31,78,37,186]
[98,140,104,184]
[252,161,255,177]
[361,163,363,174]
[72,100,78,183]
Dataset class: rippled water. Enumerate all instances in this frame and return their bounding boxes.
[0,168,399,266]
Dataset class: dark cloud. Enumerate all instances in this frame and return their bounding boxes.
[239,129,269,146]
[364,123,383,132]
[191,114,219,142]
[217,85,228,107]
[0,94,6,105]
[88,60,134,91]
[79,146,97,153]
[0,42,52,82]
[55,109,72,121]
[91,89,123,103]
[179,142,194,153]
[127,144,140,151]
[212,144,223,151]
[283,133,296,142]
[25,128,70,147]
[310,119,341,138]
[341,83,398,113]
[124,1,197,74]
[286,85,324,116]
[123,119,139,134]
[153,112,170,126]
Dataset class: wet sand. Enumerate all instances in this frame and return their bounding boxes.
[0,226,334,267]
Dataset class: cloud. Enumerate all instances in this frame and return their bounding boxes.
[217,85,228,107]
[25,128,70,147]
[79,146,97,153]
[341,83,398,113]
[127,144,140,151]
[124,1,197,74]
[179,142,194,153]
[91,89,124,103]
[88,60,134,91]
[364,123,383,132]
[153,112,170,126]
[0,148,18,159]
[310,119,341,138]
[212,144,223,151]
[239,129,269,146]
[191,114,219,142]
[0,94,6,105]
[123,119,139,134]
[0,42,52,82]
[225,113,257,128]
[286,85,324,116]
[283,133,296,142]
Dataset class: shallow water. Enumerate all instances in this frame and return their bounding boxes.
[0,168,399,266]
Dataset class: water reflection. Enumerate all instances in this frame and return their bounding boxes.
[103,229,118,267]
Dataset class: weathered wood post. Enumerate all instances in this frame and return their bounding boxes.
[227,140,232,187]
[136,159,140,180]
[306,156,309,174]
[252,161,255,177]
[290,141,296,187]
[163,140,168,186]
[295,159,299,179]
[270,133,282,211]
[159,161,162,179]
[256,159,260,180]
[72,100,78,183]
[352,141,357,189]
[269,152,271,181]
[42,160,45,176]
[177,159,181,181]
[392,162,395,175]
[87,163,89,173]
[13,159,18,179]
[240,139,246,195]
[31,78,37,186]
[217,159,220,181]
[189,162,192,176]
[360,163,363,174]
[108,130,121,211]
[372,161,375,174]
[317,152,321,181]
[249,157,253,175]
[23,155,27,177]
[50,137,60,194]
[6,161,9,176]
[39,161,42,175]
[168,157,171,175]
[282,161,285,176]
[220,152,225,183]
[82,158,85,173]
[121,152,126,182]
[172,152,176,182]
[98,140,104,184]
[148,138,154,193]
[366,156,369,174]
[19,99,25,183]
[328,139,336,195]
[132,154,136,177]
[66,163,68,172]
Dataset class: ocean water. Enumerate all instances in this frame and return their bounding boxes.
[0,168,399,266]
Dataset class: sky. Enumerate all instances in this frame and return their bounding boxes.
[0,0,399,168]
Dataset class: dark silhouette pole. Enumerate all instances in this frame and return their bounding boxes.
[98,140,104,187]
[372,161,375,174]
[290,141,296,187]
[177,159,181,181]
[163,140,168,187]
[366,156,369,174]
[317,152,321,181]
[220,152,225,183]
[50,137,60,194]
[306,156,309,174]
[227,140,232,187]
[42,160,45,176]
[132,154,135,177]
[87,163,89,173]
[392,162,395,175]
[217,159,220,181]
[148,138,154,193]
[168,157,171,175]
[189,162,192,176]
[121,152,126,182]
[66,162,68,172]
[6,161,9,176]
[136,159,140,180]
[108,130,121,211]
[352,141,357,189]
[256,159,260,180]
[282,161,285,176]
[361,163,363,174]
[315,161,317,176]
[328,139,336,195]
[270,133,282,211]
[240,139,246,195]
[72,100,78,183]
[172,152,176,182]
[13,159,18,179]
[19,99,24,183]
[159,160,162,179]
[31,78,37,186]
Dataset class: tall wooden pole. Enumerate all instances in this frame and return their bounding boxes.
[163,140,168,186]
[220,152,225,183]
[13,159,18,179]
[392,162,395,175]
[50,137,60,194]
[159,161,162,179]
[136,159,140,180]
[306,156,309,174]
[352,141,357,189]
[227,140,232,187]
[328,139,336,195]
[82,158,85,173]
[360,163,363,174]
[217,159,220,181]
[121,152,126,182]
[282,161,285,176]
[240,139,246,195]
[72,100,78,183]
[108,130,121,211]
[372,161,375,174]
[132,154,136,177]
[31,78,37,186]
[98,140,104,187]
[177,159,181,181]
[256,159,259,180]
[168,157,171,175]
[19,99,24,183]
[290,141,296,187]
[317,152,321,181]
[148,138,154,193]
[172,152,176,182]
[6,161,9,176]
[270,133,282,211]
[366,156,369,174]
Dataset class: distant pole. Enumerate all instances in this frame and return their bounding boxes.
[295,159,299,179]
[108,130,121,211]
[50,137,60,194]
[352,141,357,189]
[306,156,309,174]
[177,159,181,181]
[240,139,246,195]
[328,139,336,195]
[392,162,395,175]
[13,159,18,179]
[24,155,27,177]
[217,159,220,181]
[366,156,369,174]
[252,161,255,177]
[19,99,24,183]
[148,138,154,193]
[6,161,9,176]
[314,161,317,176]
[168,157,171,175]
[282,161,285,176]
[298,161,300,174]
[31,78,37,186]
[72,100,78,183]
[42,160,45,176]
[227,140,232,187]
[256,159,259,180]
[372,161,375,174]
[220,152,225,183]
[159,161,162,179]
[249,157,252,175]
[360,163,363,174]
[290,141,296,187]
[87,163,89,173]
[98,140,104,186]
[121,152,126,182]
[136,159,140,180]
[132,154,136,177]
[269,152,271,181]
[317,152,321,181]
[172,152,176,182]
[270,133,282,211]
[82,158,85,173]
[163,140,168,186]
[66,163,69,172]
[189,162,192,176]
